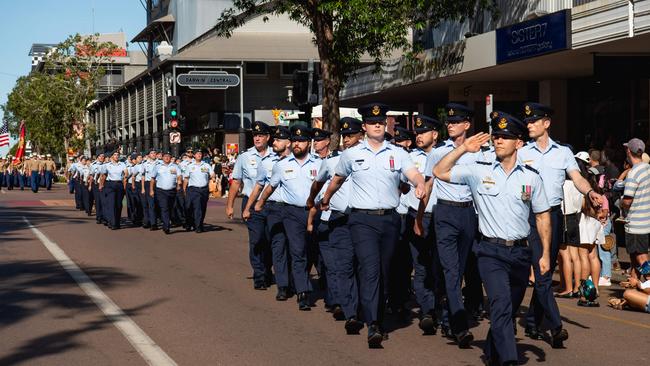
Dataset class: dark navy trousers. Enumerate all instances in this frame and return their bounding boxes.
[327,212,358,319]
[92,183,104,223]
[187,186,209,230]
[74,178,83,208]
[30,170,39,192]
[242,196,270,286]
[405,210,441,315]
[282,205,313,294]
[475,240,531,364]
[45,171,53,190]
[155,188,176,231]
[81,181,94,215]
[389,213,412,310]
[526,207,563,330]
[315,218,337,306]
[348,210,400,326]
[104,181,124,228]
[434,203,477,335]
[142,181,155,227]
[132,181,144,225]
[264,202,289,288]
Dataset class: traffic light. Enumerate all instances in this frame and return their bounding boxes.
[292,70,318,107]
[167,96,180,130]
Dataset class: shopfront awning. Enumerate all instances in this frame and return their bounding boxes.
[131,14,175,43]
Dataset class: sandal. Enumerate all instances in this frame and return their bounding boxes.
[554,292,574,299]
[607,297,627,310]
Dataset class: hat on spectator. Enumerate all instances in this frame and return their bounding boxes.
[624,138,645,155]
[575,151,590,164]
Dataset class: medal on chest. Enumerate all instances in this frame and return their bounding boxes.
[521,185,531,201]
[310,168,317,179]
[389,155,395,172]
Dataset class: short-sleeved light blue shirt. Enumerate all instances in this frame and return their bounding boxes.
[90,161,104,180]
[233,146,272,197]
[451,159,550,240]
[518,138,579,206]
[334,140,415,210]
[315,152,351,217]
[152,162,180,190]
[131,163,144,182]
[255,152,282,203]
[425,139,492,203]
[269,153,322,207]
[184,161,214,188]
[406,148,435,212]
[143,159,157,181]
[104,162,127,181]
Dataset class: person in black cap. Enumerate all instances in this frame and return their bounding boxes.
[255,124,322,310]
[227,120,274,290]
[434,112,551,366]
[312,128,332,159]
[141,149,159,229]
[320,103,425,348]
[129,153,144,226]
[420,102,483,347]
[150,151,182,234]
[100,151,129,230]
[518,102,602,347]
[244,125,293,300]
[89,152,106,224]
[183,149,215,233]
[392,126,413,150]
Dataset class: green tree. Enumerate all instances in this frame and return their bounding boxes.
[3,33,118,155]
[216,0,495,148]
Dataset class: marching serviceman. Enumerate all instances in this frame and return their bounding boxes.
[228,121,273,290]
[150,151,182,234]
[320,103,425,348]
[254,125,322,311]
[142,149,158,230]
[243,125,292,300]
[44,154,56,190]
[183,149,215,233]
[100,151,128,230]
[307,117,364,333]
[130,153,144,227]
[80,157,94,216]
[433,112,551,366]
[90,152,106,224]
[519,102,602,347]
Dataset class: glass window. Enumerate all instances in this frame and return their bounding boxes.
[245,62,266,76]
[281,62,303,77]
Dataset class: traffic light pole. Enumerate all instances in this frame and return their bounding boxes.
[239,63,246,151]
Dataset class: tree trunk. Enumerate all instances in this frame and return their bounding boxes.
[320,58,342,151]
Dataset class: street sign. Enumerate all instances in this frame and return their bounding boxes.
[176,71,241,90]
[169,131,181,144]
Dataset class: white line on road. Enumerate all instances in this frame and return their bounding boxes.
[22,216,178,366]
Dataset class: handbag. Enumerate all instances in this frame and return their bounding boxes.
[602,234,615,251]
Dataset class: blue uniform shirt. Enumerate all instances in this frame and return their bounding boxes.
[104,162,127,181]
[518,138,579,206]
[184,161,214,188]
[406,148,435,212]
[143,159,157,181]
[255,152,282,203]
[316,153,351,219]
[335,140,415,210]
[132,163,144,182]
[450,160,550,240]
[90,161,104,181]
[80,164,91,182]
[152,162,180,190]
[269,153,322,207]
[425,139,492,203]
[233,146,272,197]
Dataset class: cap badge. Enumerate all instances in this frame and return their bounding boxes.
[255,124,260,131]
[296,129,302,136]
[315,131,320,136]
[343,122,349,129]
[416,118,422,127]
[498,117,508,129]
[395,130,400,136]
[490,111,499,119]
[524,105,532,116]
[372,105,380,116]
[448,109,455,116]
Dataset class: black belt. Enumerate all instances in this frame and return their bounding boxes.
[482,236,528,247]
[106,180,122,182]
[408,207,432,218]
[351,208,395,216]
[274,202,309,210]
[437,199,473,208]
[550,205,561,212]
[188,185,208,189]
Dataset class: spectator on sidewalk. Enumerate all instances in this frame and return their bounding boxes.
[609,260,650,313]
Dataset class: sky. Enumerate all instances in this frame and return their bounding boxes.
[0,0,145,155]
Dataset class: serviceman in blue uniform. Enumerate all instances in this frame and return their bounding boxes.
[402,115,443,335]
[307,117,364,333]
[124,155,136,224]
[90,152,106,224]
[79,157,94,216]
[228,121,273,290]
[518,102,603,347]
[71,156,84,209]
[175,151,192,228]
[255,125,322,311]
[320,103,425,348]
[434,112,551,366]
[423,103,482,347]
[141,149,158,230]
[244,125,292,300]
[100,151,128,230]
[150,151,182,234]
[130,153,144,226]
[183,149,215,233]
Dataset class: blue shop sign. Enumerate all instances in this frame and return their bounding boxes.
[496,9,571,64]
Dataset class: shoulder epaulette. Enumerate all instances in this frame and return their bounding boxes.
[476,161,491,165]
[524,165,539,174]
[327,150,340,159]
[480,145,491,152]
[434,141,446,148]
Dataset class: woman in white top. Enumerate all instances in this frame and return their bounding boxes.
[556,174,584,298]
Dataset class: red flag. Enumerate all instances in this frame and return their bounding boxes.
[12,121,26,165]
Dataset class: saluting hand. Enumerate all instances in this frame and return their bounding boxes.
[463,132,491,153]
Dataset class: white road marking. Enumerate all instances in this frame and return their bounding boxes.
[22,216,177,366]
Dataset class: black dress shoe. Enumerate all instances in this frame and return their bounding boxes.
[150,225,158,231]
[440,324,453,339]
[331,305,345,321]
[345,318,364,335]
[455,330,474,348]
[367,324,384,348]
[195,228,203,233]
[551,328,568,348]
[142,224,151,229]
[525,325,543,340]
[418,313,437,335]
[163,228,171,235]
[275,287,288,301]
[254,283,267,291]
[297,292,311,311]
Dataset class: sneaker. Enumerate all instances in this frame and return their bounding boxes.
[598,277,611,287]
